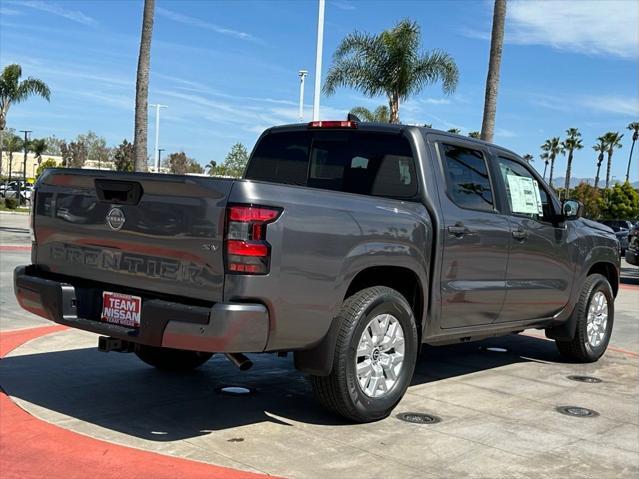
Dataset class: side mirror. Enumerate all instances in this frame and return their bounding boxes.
[562,199,583,220]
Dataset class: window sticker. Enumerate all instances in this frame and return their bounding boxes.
[533,180,544,215]
[506,174,540,215]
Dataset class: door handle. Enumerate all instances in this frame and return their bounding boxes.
[512,228,528,241]
[448,224,467,237]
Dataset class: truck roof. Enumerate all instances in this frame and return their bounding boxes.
[262,122,524,160]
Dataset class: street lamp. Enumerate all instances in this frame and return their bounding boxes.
[298,70,308,122]
[150,104,167,172]
[158,148,165,172]
[19,130,31,205]
[312,0,325,121]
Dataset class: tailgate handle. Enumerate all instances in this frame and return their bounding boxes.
[95,179,143,205]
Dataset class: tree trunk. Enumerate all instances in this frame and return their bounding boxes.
[388,94,400,124]
[543,161,548,181]
[549,155,555,188]
[604,150,612,189]
[626,136,636,183]
[594,153,603,189]
[480,0,506,143]
[0,129,4,180]
[564,149,573,192]
[8,152,13,182]
[133,0,155,172]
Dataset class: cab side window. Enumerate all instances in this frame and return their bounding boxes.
[497,156,552,222]
[441,144,495,212]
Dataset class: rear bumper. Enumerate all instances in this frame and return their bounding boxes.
[13,265,269,353]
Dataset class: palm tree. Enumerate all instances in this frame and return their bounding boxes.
[447,128,461,134]
[602,131,623,189]
[626,122,639,182]
[468,131,481,139]
[349,105,390,123]
[593,137,606,189]
[541,137,564,188]
[2,134,22,183]
[30,138,47,165]
[0,64,50,176]
[133,0,155,172]
[324,19,459,124]
[522,154,534,164]
[480,0,507,143]
[423,123,432,128]
[205,160,217,175]
[561,128,583,191]
[540,152,550,180]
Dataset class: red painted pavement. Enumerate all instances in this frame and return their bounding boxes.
[0,245,31,251]
[0,326,273,479]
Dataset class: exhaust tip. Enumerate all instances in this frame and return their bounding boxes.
[224,353,253,371]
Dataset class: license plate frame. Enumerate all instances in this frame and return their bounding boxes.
[100,291,142,328]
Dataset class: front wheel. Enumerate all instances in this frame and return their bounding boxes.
[311,286,418,423]
[555,274,614,362]
[135,345,213,371]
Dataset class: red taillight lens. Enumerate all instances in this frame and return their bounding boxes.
[225,204,281,275]
[308,120,358,129]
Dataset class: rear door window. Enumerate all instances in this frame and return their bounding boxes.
[245,130,418,199]
[440,144,495,212]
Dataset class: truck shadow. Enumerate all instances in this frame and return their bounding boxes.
[0,333,567,441]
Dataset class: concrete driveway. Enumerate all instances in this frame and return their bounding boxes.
[1,211,638,478]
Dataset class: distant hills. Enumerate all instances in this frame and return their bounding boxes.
[549,177,639,189]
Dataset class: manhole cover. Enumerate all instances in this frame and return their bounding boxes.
[216,386,255,396]
[396,412,441,424]
[556,406,600,418]
[567,375,602,383]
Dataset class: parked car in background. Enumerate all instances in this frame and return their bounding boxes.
[3,184,33,203]
[599,220,633,255]
[626,223,639,266]
[14,122,620,422]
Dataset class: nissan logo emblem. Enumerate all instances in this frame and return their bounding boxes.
[106,207,126,231]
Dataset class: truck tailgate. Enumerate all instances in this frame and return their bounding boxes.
[33,169,232,303]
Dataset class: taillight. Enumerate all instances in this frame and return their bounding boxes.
[308,120,358,129]
[225,204,281,275]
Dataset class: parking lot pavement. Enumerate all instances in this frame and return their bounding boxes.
[1,210,638,478]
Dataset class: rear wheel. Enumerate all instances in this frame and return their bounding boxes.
[555,274,614,362]
[135,345,213,371]
[311,286,418,423]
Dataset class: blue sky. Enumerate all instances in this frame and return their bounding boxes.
[1,0,638,181]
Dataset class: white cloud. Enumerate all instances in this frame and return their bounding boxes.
[421,98,451,105]
[531,92,639,117]
[578,95,639,117]
[156,7,259,42]
[495,128,517,138]
[14,0,97,27]
[507,0,638,59]
[0,6,21,15]
[331,1,356,11]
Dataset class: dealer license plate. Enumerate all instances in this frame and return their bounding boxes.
[101,292,142,328]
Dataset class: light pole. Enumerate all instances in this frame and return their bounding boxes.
[150,104,167,172]
[19,130,31,205]
[158,148,165,172]
[298,70,308,122]
[312,0,325,121]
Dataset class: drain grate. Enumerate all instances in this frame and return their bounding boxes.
[216,386,255,396]
[396,412,441,424]
[556,406,600,418]
[567,375,602,384]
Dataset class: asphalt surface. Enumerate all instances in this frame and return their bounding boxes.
[1,211,638,478]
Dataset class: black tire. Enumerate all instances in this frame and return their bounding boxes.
[311,286,419,423]
[555,274,614,363]
[135,345,213,371]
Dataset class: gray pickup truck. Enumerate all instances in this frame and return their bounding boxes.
[14,121,620,422]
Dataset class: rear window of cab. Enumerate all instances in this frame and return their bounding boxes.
[245,130,418,200]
